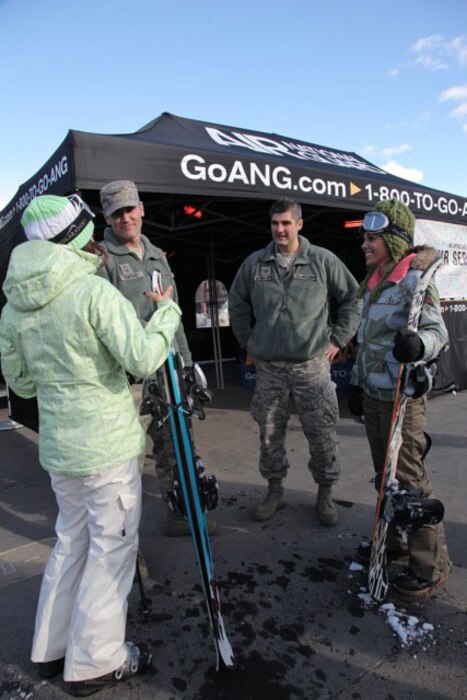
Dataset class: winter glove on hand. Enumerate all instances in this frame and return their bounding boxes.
[347,385,364,417]
[393,330,424,363]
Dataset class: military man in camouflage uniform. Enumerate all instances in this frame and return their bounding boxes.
[97,180,216,538]
[229,198,362,525]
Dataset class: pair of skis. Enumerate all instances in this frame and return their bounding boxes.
[368,255,445,602]
[148,271,233,670]
[156,352,234,670]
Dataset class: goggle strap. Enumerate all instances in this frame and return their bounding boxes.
[51,207,93,245]
[385,223,412,245]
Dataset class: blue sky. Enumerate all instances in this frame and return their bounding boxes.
[0,0,466,210]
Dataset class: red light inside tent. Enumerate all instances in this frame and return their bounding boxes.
[344,220,363,229]
[184,205,202,219]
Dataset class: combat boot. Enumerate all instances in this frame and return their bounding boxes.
[136,550,149,579]
[164,510,218,537]
[316,484,338,526]
[253,478,285,522]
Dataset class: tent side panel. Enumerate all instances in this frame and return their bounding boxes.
[0,137,74,240]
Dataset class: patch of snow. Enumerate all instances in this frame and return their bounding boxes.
[379,603,436,648]
[358,591,375,607]
[349,561,364,571]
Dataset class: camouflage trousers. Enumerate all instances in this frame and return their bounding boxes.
[250,356,341,485]
[132,382,176,502]
[363,393,451,582]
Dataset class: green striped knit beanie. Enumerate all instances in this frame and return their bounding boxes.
[21,194,94,250]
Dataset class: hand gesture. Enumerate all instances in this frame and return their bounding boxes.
[144,284,173,305]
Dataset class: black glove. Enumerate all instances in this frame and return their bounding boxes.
[393,330,424,363]
[347,385,364,417]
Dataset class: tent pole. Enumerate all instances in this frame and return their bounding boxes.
[208,239,224,389]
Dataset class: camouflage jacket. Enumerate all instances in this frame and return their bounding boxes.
[351,247,448,401]
[96,228,192,366]
[229,236,361,361]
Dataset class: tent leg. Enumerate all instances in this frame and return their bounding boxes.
[208,241,224,390]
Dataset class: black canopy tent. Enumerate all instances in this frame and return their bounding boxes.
[2,111,467,232]
[1,112,466,413]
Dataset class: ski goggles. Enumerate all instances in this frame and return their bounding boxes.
[362,211,412,245]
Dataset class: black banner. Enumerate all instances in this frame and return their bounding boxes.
[3,113,466,241]
[0,137,73,238]
[437,302,467,391]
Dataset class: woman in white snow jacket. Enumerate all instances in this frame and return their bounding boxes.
[0,194,181,696]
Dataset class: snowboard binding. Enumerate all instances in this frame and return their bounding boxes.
[402,360,439,399]
[140,379,166,422]
[183,364,214,420]
[384,488,445,529]
[167,456,219,517]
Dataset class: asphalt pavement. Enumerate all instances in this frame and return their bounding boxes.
[0,368,466,700]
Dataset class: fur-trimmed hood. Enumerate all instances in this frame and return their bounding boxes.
[407,245,442,272]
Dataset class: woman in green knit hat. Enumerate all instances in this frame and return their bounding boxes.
[0,194,181,695]
[348,199,452,597]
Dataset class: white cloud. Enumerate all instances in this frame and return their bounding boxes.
[438,84,467,130]
[412,35,442,53]
[415,55,448,71]
[411,34,467,71]
[439,85,467,102]
[360,144,411,158]
[360,147,423,184]
[450,103,467,118]
[450,35,467,66]
[381,159,424,184]
[360,144,377,156]
[379,143,411,157]
[412,34,448,70]
[387,68,400,77]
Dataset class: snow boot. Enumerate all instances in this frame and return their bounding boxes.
[316,484,338,526]
[69,642,152,697]
[36,657,65,680]
[253,478,285,522]
[393,566,451,598]
[356,539,408,566]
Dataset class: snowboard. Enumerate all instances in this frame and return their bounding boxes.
[149,351,234,671]
[368,254,445,603]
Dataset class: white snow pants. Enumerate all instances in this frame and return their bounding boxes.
[31,457,141,681]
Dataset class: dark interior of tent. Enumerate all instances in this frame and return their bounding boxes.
[2,187,464,404]
[84,190,368,363]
